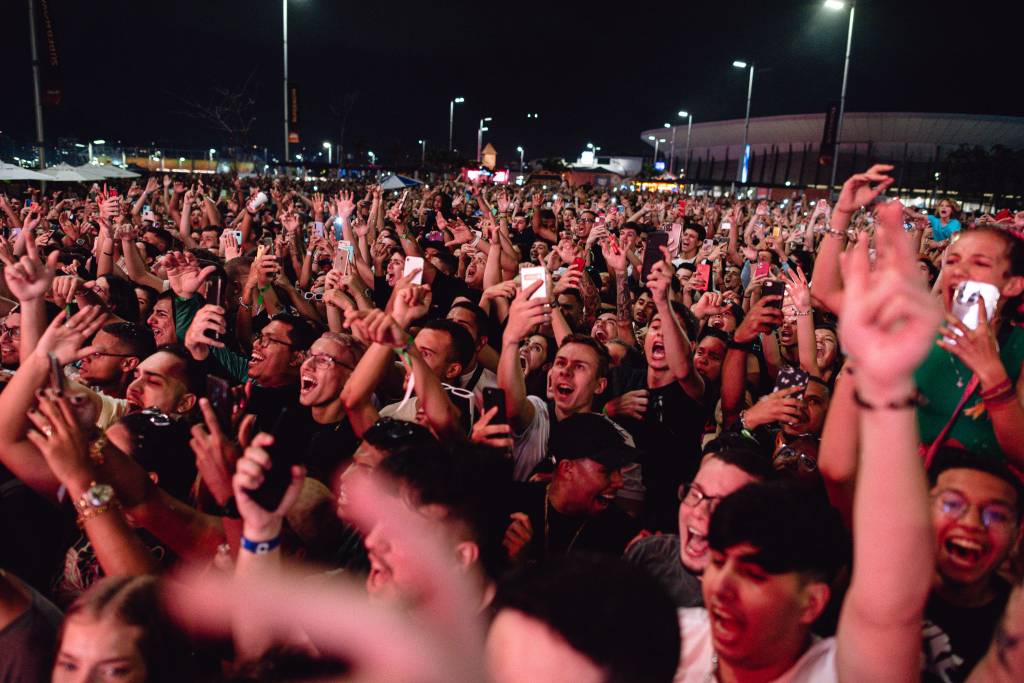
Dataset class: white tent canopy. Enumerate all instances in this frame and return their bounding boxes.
[0,161,51,181]
[77,163,140,179]
[41,163,97,182]
[379,174,423,190]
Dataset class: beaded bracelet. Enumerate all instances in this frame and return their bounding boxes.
[853,390,924,411]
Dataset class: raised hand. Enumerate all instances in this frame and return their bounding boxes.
[470,406,513,450]
[184,304,227,361]
[742,385,806,429]
[344,309,408,348]
[162,251,217,299]
[835,164,895,215]
[734,295,784,344]
[503,281,549,344]
[392,284,432,328]
[781,265,812,314]
[26,391,96,492]
[189,398,243,506]
[233,433,306,541]
[34,305,107,365]
[600,235,627,274]
[2,230,59,301]
[603,389,650,420]
[692,291,727,319]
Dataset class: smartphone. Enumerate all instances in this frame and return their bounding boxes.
[255,243,266,260]
[142,204,151,214]
[232,230,243,246]
[48,353,65,394]
[951,281,1000,333]
[426,230,444,243]
[642,231,670,282]
[519,264,549,301]
[754,261,771,279]
[773,365,810,400]
[703,238,714,251]
[206,276,226,341]
[772,225,782,238]
[617,205,624,214]
[245,407,307,511]
[572,257,586,272]
[694,262,712,292]
[109,188,119,198]
[25,198,33,208]
[403,255,425,285]
[761,279,785,308]
[314,222,325,238]
[721,221,732,230]
[206,375,233,432]
[334,241,353,274]
[482,387,508,427]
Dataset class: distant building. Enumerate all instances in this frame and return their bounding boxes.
[642,112,1024,206]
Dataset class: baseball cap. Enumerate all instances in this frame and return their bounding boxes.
[549,413,638,470]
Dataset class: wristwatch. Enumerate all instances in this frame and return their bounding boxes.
[75,481,119,527]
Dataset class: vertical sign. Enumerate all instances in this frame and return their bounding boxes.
[288,85,300,144]
[818,101,840,166]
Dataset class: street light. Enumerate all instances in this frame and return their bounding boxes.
[663,123,678,175]
[418,139,426,164]
[824,0,856,198]
[209,148,216,163]
[647,135,664,163]
[368,150,376,165]
[516,145,525,171]
[678,111,694,179]
[322,140,332,165]
[733,60,755,186]
[477,116,492,163]
[449,97,465,151]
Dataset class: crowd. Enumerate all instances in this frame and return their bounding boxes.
[0,164,1023,682]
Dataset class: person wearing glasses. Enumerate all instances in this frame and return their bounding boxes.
[920,448,1022,682]
[77,322,156,399]
[624,432,775,608]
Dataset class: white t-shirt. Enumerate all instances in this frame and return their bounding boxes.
[674,608,837,683]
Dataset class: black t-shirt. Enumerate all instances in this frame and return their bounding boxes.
[304,418,359,485]
[922,578,1012,683]
[246,382,306,435]
[507,481,639,563]
[614,380,710,532]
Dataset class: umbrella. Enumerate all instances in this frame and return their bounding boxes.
[379,174,423,190]
[77,163,140,179]
[0,161,51,181]
[40,163,97,182]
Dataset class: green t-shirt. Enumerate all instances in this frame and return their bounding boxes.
[914,326,1024,459]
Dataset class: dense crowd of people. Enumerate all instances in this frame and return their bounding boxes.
[1,165,1024,682]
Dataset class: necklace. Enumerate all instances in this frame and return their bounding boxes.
[544,485,588,555]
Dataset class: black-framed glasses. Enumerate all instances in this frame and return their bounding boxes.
[252,333,294,349]
[305,352,354,372]
[932,490,1017,531]
[0,324,20,340]
[678,482,724,511]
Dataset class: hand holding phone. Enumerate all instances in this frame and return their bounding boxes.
[403,256,425,285]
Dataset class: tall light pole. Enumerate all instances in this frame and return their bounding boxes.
[647,136,665,165]
[477,116,491,163]
[418,139,426,164]
[282,0,289,163]
[516,145,525,171]
[322,141,332,165]
[449,97,464,152]
[209,147,216,164]
[825,0,856,198]
[678,111,693,179]
[732,60,755,188]
[664,123,675,175]
[27,0,45,170]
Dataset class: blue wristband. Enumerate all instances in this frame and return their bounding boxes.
[240,535,282,554]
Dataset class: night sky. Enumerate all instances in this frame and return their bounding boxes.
[1,0,1020,164]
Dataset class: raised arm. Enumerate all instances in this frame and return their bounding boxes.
[835,208,940,683]
[648,254,703,399]
[499,281,547,432]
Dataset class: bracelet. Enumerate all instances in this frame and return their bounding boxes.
[852,389,924,411]
[728,339,755,352]
[102,251,113,256]
[240,534,282,554]
[983,388,1017,409]
[738,409,752,431]
[979,378,1013,400]
[238,298,252,311]
[794,309,812,317]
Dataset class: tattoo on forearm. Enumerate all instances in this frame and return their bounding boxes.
[616,273,630,323]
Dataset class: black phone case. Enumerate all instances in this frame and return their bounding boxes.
[245,407,305,511]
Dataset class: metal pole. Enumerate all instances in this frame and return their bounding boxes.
[654,139,660,163]
[449,101,455,151]
[327,145,332,165]
[684,114,693,178]
[476,119,482,163]
[27,0,45,170]
[420,139,426,164]
[519,148,525,170]
[669,126,677,175]
[738,64,754,184]
[828,3,855,199]
[282,0,289,163]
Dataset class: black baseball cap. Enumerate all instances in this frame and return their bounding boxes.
[549,413,638,470]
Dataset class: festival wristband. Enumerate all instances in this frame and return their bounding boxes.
[240,535,282,554]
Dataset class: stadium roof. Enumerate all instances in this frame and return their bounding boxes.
[644,112,1024,151]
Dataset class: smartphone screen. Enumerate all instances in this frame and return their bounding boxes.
[403,256,424,285]
[642,232,670,282]
[754,261,771,279]
[519,264,549,301]
[333,244,352,274]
